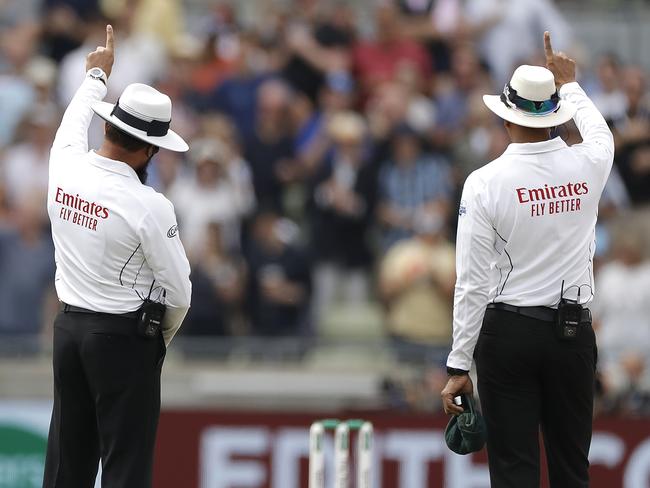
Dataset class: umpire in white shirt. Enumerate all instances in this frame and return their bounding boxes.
[43,26,191,488]
[441,32,613,487]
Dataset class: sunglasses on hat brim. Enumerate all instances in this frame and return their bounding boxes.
[500,83,560,116]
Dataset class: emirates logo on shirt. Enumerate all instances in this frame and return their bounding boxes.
[54,187,109,232]
[515,182,589,217]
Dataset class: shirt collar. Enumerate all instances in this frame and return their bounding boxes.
[503,136,567,156]
[89,151,140,180]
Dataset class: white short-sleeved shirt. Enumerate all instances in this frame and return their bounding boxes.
[47,75,191,345]
[447,82,615,370]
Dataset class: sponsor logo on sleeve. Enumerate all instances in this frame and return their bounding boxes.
[459,200,467,216]
[167,224,179,238]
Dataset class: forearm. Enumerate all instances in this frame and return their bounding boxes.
[161,305,189,346]
[560,82,614,160]
[447,285,489,370]
[51,76,107,154]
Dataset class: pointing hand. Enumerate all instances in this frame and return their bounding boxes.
[543,31,575,88]
[85,25,115,78]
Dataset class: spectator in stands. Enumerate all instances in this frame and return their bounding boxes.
[450,90,509,179]
[204,32,276,137]
[593,231,650,415]
[154,35,204,138]
[377,123,452,250]
[183,3,239,99]
[463,0,572,87]
[23,56,59,106]
[183,222,246,337]
[42,0,101,27]
[148,150,183,195]
[40,0,96,62]
[379,212,455,362]
[590,54,627,123]
[168,138,255,257]
[309,112,377,320]
[244,79,301,211]
[353,1,431,99]
[0,0,40,28]
[612,66,650,205]
[103,0,186,51]
[394,61,437,136]
[245,212,311,337]
[2,105,59,206]
[614,66,650,144]
[320,70,356,114]
[0,22,40,147]
[365,82,412,166]
[292,70,359,183]
[282,2,354,103]
[431,42,489,151]
[0,192,55,335]
[395,0,465,73]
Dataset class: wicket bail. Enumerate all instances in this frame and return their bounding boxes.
[309,419,374,488]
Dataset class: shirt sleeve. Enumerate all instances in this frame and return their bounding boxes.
[137,194,192,346]
[447,174,496,371]
[51,75,107,158]
[560,82,615,187]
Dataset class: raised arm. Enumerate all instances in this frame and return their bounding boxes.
[544,31,614,182]
[51,25,115,156]
[137,194,192,346]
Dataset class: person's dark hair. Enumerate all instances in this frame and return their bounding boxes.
[105,123,150,152]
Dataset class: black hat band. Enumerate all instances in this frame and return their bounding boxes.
[110,101,170,136]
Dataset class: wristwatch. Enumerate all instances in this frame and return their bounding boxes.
[87,67,107,86]
[447,366,469,376]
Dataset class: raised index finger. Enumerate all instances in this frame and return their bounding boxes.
[543,31,554,60]
[105,24,114,52]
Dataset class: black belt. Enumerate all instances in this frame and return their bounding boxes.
[62,303,139,320]
[487,302,591,324]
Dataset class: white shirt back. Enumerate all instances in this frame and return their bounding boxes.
[448,82,614,370]
[47,77,191,345]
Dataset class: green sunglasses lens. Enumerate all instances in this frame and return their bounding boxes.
[512,97,559,115]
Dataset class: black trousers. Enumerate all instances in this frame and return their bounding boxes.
[474,307,597,488]
[43,310,165,488]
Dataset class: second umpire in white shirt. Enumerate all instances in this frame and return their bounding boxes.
[43,26,191,488]
[441,33,614,487]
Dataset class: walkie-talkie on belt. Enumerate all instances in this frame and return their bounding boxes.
[137,282,166,339]
[555,280,582,341]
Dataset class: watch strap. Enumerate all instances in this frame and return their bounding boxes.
[87,68,107,86]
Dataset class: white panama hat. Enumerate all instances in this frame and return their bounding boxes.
[483,65,576,129]
[92,83,189,152]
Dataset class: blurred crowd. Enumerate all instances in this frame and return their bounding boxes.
[1,0,649,414]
